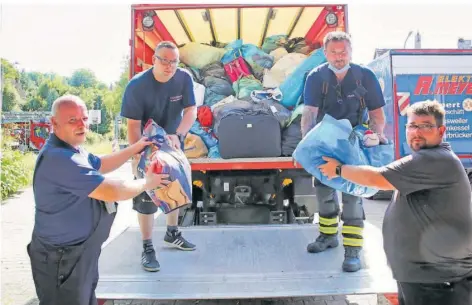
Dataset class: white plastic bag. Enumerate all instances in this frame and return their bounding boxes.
[263,53,307,88]
[270,47,289,63]
[193,82,205,107]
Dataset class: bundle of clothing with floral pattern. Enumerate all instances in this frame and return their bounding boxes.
[136,119,193,214]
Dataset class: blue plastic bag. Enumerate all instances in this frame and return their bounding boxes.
[189,121,221,158]
[279,47,327,109]
[136,119,192,214]
[292,115,394,197]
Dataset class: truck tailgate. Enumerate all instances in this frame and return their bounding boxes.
[189,156,300,170]
[96,223,396,300]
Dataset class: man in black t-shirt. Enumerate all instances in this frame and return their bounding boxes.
[121,41,197,272]
[318,100,472,305]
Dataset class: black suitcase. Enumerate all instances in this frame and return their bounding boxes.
[217,113,282,159]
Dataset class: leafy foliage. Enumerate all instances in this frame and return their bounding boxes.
[0,56,132,199]
[0,134,36,201]
[1,57,131,135]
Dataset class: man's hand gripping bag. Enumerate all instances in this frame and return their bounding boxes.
[292,114,394,197]
[136,119,192,214]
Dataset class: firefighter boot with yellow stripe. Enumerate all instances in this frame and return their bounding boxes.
[307,216,339,253]
[342,225,363,272]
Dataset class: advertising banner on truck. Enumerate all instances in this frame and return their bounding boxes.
[395,73,472,157]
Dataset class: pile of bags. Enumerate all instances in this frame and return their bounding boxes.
[177,35,326,160]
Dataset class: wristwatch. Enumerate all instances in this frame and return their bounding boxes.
[335,164,343,176]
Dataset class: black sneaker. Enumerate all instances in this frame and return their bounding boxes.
[141,245,160,272]
[164,231,196,251]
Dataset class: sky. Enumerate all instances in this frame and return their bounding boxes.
[1,0,471,85]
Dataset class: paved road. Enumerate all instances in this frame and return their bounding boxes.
[1,161,394,305]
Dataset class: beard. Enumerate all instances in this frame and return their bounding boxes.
[408,137,438,151]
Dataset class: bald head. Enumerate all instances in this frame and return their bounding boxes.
[50,95,89,148]
[51,95,87,117]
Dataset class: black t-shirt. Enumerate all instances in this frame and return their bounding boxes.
[120,68,195,134]
[379,143,472,283]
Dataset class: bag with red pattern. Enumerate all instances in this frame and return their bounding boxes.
[223,54,252,83]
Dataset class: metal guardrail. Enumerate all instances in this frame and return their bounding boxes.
[1,112,51,124]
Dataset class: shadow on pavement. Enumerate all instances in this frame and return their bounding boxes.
[23,298,39,305]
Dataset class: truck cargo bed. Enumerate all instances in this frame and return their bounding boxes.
[189,157,301,170]
[96,223,396,300]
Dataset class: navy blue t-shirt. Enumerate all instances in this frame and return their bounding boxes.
[121,68,196,134]
[303,63,385,127]
[33,134,105,246]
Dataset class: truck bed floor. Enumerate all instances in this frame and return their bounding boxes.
[96,223,396,300]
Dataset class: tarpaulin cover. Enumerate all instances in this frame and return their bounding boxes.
[293,114,394,197]
[136,119,192,213]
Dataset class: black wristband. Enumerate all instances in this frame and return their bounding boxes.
[335,164,343,176]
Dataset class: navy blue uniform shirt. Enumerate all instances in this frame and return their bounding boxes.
[120,68,196,134]
[33,134,105,246]
[303,64,385,126]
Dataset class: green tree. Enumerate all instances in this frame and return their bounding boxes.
[2,82,21,112]
[46,89,60,110]
[26,71,44,86]
[49,76,69,95]
[69,69,97,88]
[1,59,20,81]
[24,97,47,111]
[38,82,51,100]
[103,56,130,117]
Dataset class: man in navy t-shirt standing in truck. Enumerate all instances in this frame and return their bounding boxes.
[121,41,197,272]
[301,31,387,272]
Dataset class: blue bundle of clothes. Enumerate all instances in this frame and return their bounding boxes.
[293,114,394,197]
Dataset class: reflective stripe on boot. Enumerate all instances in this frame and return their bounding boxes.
[319,216,338,235]
[342,225,363,272]
[342,225,363,247]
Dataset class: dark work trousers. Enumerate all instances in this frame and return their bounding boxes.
[27,204,115,305]
[397,277,472,305]
[314,178,365,247]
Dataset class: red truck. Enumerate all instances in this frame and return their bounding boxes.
[96,4,398,304]
[1,112,51,151]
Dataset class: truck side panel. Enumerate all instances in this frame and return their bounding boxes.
[391,53,472,168]
[367,53,395,155]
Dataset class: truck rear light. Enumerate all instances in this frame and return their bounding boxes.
[325,12,338,26]
[193,180,203,188]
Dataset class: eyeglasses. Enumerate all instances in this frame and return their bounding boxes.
[154,55,179,66]
[405,123,438,132]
